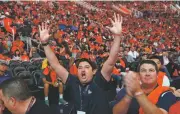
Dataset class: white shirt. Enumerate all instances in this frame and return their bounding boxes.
[162,75,170,87]
[12,56,21,60]
[163,56,169,65]
[128,51,139,59]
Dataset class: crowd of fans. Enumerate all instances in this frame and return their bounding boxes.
[0,1,180,114]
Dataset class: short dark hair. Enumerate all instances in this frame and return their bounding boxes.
[148,55,163,65]
[76,58,97,70]
[0,78,31,101]
[137,60,159,73]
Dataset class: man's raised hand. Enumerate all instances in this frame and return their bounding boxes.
[38,22,50,43]
[107,13,123,35]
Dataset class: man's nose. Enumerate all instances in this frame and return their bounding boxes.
[81,67,85,71]
[145,71,151,76]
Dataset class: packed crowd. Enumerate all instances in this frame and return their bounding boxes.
[0,1,180,114]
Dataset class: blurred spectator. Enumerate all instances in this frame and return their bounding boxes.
[21,50,30,61]
[11,35,24,54]
[0,78,52,114]
[128,46,139,60]
[0,63,11,84]
[124,50,135,63]
[149,55,171,86]
[29,47,40,59]
[12,50,21,60]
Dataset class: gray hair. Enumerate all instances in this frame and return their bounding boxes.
[0,78,31,101]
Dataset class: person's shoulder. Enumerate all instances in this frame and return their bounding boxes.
[65,73,79,85]
[158,90,176,103]
[29,99,52,114]
[157,90,177,111]
[160,91,176,98]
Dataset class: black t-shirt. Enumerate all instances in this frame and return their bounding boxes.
[63,70,112,114]
[27,99,52,114]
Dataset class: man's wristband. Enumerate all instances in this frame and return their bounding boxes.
[134,91,144,97]
[41,42,49,47]
[113,33,122,36]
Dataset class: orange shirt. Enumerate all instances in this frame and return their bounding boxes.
[96,35,103,44]
[77,31,83,40]
[157,71,166,86]
[81,52,89,59]
[139,86,170,114]
[12,40,24,48]
[120,59,126,68]
[21,55,30,61]
[4,17,16,34]
[43,67,57,83]
[112,67,120,75]
[70,63,78,76]
[33,18,40,25]
[169,101,180,114]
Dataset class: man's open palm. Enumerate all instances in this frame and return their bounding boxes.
[39,23,50,43]
[107,13,123,35]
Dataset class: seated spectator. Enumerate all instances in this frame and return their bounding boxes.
[112,60,176,114]
[12,50,21,60]
[128,46,139,60]
[149,55,171,86]
[21,50,30,61]
[0,63,11,84]
[124,50,135,64]
[42,63,66,105]
[0,78,52,114]
[11,35,24,54]
[29,47,41,59]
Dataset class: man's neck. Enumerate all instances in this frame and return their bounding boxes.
[141,83,158,94]
[14,96,35,114]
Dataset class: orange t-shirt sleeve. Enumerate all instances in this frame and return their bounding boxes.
[43,67,49,75]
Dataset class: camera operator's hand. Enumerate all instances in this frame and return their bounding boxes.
[38,22,50,43]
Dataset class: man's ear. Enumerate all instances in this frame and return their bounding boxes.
[10,97,16,107]
[93,69,97,75]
